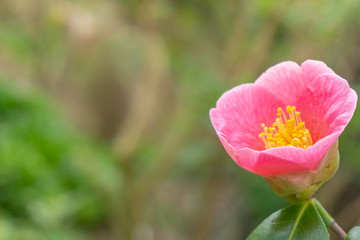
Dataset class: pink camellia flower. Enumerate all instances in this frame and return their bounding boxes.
[210,60,357,202]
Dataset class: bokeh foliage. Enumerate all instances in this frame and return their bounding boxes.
[0,81,119,239]
[0,0,359,239]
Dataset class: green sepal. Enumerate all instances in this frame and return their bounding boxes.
[247,200,329,240]
[345,226,360,240]
[265,141,339,203]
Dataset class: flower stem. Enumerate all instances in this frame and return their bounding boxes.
[313,198,347,239]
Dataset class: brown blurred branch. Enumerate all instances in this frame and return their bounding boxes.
[111,1,171,237]
[112,33,167,161]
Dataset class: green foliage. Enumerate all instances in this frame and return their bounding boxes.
[0,81,118,239]
[247,200,329,240]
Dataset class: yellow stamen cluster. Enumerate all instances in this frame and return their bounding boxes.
[259,106,313,149]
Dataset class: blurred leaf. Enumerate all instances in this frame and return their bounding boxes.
[0,80,118,238]
[346,226,360,240]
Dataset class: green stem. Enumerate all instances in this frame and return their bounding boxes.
[313,198,347,239]
[313,198,333,227]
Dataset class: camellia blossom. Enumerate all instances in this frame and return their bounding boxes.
[210,60,357,201]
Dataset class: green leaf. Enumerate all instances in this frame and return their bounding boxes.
[345,226,360,240]
[247,200,329,240]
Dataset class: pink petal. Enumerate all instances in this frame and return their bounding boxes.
[301,60,334,83]
[258,133,338,176]
[236,134,339,176]
[296,73,357,142]
[238,147,312,176]
[217,135,311,176]
[210,84,285,151]
[255,61,303,104]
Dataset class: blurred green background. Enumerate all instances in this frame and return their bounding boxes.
[0,0,359,239]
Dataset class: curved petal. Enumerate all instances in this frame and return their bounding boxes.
[255,61,303,104]
[210,84,285,151]
[301,60,334,84]
[236,147,312,176]
[296,73,357,142]
[259,130,340,176]
[217,134,313,176]
[225,132,339,176]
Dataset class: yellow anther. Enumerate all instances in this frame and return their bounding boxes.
[286,106,292,113]
[259,105,313,149]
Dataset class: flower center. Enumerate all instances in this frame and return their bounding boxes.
[259,106,313,149]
